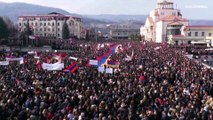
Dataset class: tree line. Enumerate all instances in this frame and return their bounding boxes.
[0,16,17,40]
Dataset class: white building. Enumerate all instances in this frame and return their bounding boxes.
[141,0,213,47]
[109,24,140,39]
[18,12,83,39]
[169,26,213,47]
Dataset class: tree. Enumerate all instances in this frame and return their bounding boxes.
[62,22,70,39]
[0,17,9,39]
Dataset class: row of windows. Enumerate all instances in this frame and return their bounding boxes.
[188,32,212,37]
[19,22,74,26]
[34,33,61,37]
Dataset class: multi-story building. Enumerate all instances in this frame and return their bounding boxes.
[109,24,140,39]
[141,0,189,43]
[141,0,213,47]
[18,12,83,39]
[169,26,213,47]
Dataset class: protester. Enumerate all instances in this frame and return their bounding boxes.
[0,40,212,120]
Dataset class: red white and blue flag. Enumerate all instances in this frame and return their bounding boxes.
[64,62,78,73]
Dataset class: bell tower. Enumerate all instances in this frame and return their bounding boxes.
[157,0,174,9]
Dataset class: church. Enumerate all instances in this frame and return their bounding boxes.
[141,0,213,47]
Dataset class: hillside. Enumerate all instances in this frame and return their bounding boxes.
[0,2,212,27]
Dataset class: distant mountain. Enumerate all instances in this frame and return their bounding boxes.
[189,20,213,26]
[0,2,212,28]
[0,2,106,26]
[84,14,147,23]
[0,2,73,22]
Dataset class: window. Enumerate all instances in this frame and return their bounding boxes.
[195,32,198,36]
[40,28,42,31]
[44,28,46,31]
[58,28,60,31]
[52,23,54,26]
[19,23,21,26]
[209,33,212,36]
[188,32,191,36]
[40,23,42,26]
[35,22,37,26]
[48,28,50,31]
[58,34,60,37]
[202,32,205,36]
[52,28,54,32]
[48,23,50,26]
[44,23,46,26]
[31,23,34,26]
[58,22,60,26]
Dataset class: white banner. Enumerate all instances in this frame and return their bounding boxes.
[34,56,40,59]
[69,56,78,61]
[42,62,64,71]
[28,51,36,55]
[29,35,36,40]
[6,57,23,61]
[0,61,9,65]
[106,68,113,74]
[98,66,105,73]
[89,60,98,66]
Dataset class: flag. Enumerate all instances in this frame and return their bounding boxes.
[20,59,24,64]
[37,60,41,70]
[139,71,145,81]
[107,60,120,65]
[46,57,51,63]
[64,62,78,73]
[89,60,98,66]
[107,60,120,68]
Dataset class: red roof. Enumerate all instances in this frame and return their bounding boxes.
[158,15,188,22]
[173,35,184,37]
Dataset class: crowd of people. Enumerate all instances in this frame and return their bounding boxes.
[0,40,212,120]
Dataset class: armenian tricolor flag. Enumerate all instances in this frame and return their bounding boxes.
[107,60,120,65]
[107,60,120,68]
[64,62,78,73]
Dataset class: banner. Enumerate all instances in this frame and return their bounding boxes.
[69,56,78,61]
[106,68,113,74]
[42,62,64,71]
[89,60,98,66]
[0,61,9,65]
[6,57,23,61]
[28,51,36,55]
[29,35,36,40]
[98,66,105,73]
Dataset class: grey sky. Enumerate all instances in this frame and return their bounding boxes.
[0,0,212,19]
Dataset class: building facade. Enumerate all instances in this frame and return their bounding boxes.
[141,0,188,43]
[18,12,83,39]
[141,0,213,47]
[169,26,213,47]
[109,24,140,40]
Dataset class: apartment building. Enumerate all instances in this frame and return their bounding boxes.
[18,12,83,39]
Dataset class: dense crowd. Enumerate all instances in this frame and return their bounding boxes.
[0,41,212,120]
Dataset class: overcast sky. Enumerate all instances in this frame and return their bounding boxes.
[0,0,212,19]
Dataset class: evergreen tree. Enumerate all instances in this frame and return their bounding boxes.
[62,22,70,39]
[0,17,9,39]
